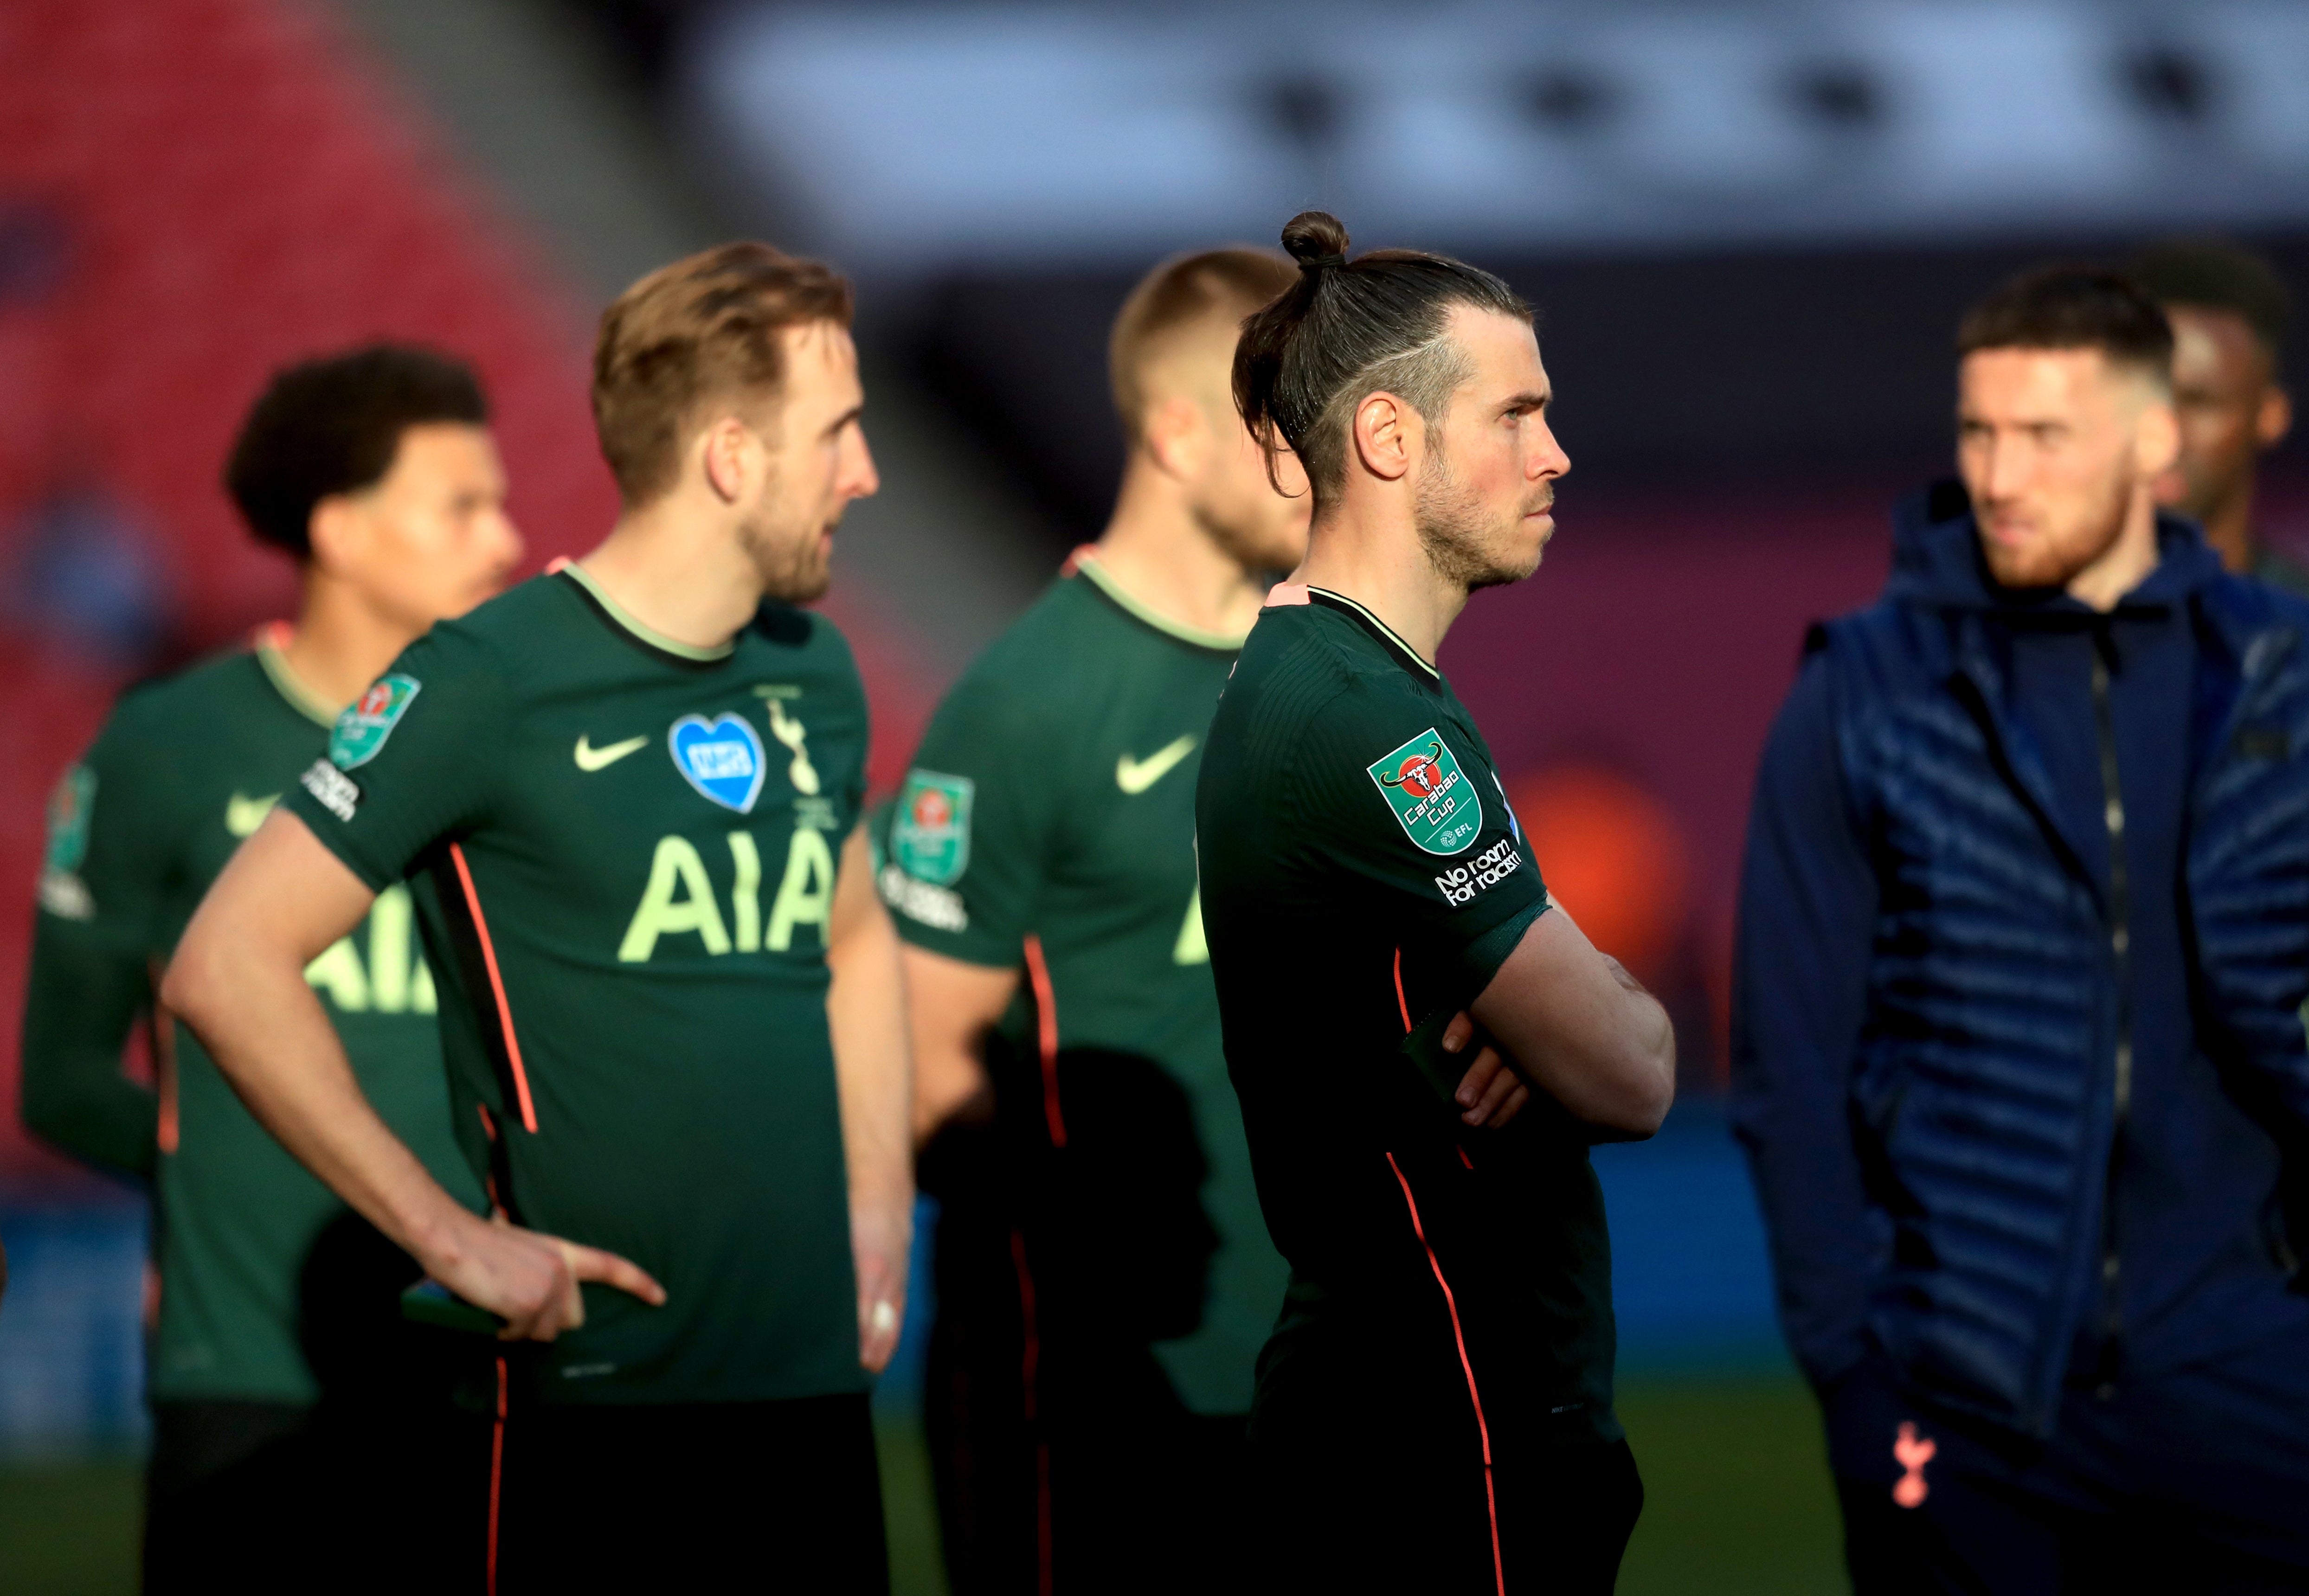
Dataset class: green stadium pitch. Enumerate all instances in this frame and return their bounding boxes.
[0,1379,1840,1594]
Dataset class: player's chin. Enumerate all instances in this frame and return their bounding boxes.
[777,567,835,606]
[1980,540,2061,590]
[1487,525,1549,586]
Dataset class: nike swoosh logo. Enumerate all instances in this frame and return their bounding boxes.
[574,734,649,772]
[225,792,279,838]
[1116,735,1197,795]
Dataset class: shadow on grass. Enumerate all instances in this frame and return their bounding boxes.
[870,1372,1844,1596]
[0,1377,1838,1596]
[0,1456,142,1596]
[1615,1372,1846,1596]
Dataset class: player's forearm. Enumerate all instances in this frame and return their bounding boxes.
[161,937,476,1269]
[1473,913,1675,1138]
[829,912,915,1220]
[1580,965,1678,1139]
[1506,998,1673,1140]
[899,944,1014,1147]
[912,1035,989,1145]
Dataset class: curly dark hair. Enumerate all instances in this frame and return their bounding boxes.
[2125,237,2294,371]
[224,345,488,558]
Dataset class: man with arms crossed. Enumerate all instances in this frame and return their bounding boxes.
[2126,238,2301,593]
[21,346,520,1592]
[165,244,910,1590]
[1197,212,1674,1594]
[889,247,1302,1592]
[1736,267,2309,1590]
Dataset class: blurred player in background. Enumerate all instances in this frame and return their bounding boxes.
[886,247,1302,1593]
[2126,239,2299,593]
[162,244,909,1592]
[1737,266,2309,1591]
[1200,211,1676,1593]
[18,346,522,1592]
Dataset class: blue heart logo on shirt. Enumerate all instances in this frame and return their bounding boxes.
[668,713,766,813]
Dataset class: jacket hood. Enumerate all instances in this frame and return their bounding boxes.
[1883,478,2225,614]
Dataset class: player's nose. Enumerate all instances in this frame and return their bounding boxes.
[491,508,526,573]
[845,428,881,501]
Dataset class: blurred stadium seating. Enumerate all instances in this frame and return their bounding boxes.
[0,0,945,1197]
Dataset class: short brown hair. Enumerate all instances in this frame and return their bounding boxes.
[1109,247,1296,438]
[592,242,854,505]
[1956,264,2174,385]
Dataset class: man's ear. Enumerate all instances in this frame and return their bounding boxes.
[305,495,361,578]
[1141,394,1207,482]
[2259,385,2294,450]
[699,417,753,504]
[1352,391,1414,483]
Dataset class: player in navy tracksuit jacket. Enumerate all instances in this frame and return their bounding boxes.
[1736,264,2309,1595]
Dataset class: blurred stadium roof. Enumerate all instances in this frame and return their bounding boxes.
[682,0,2309,271]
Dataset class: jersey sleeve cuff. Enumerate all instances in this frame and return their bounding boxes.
[879,864,1021,967]
[1455,893,1550,997]
[279,780,405,894]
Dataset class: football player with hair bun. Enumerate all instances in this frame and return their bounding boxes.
[1198,211,1674,1593]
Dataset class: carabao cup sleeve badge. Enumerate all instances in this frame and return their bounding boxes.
[1366,728,1483,855]
[330,674,421,769]
[891,770,974,886]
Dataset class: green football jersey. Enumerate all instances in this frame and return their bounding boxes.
[280,566,870,1405]
[881,551,1290,1414]
[23,634,482,1404]
[1196,586,1619,1446]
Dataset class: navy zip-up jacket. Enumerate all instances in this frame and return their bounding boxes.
[1733,480,2309,1438]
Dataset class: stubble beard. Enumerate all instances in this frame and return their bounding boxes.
[1415,451,1543,593]
[1192,499,1302,578]
[739,504,833,605]
[1981,467,2133,591]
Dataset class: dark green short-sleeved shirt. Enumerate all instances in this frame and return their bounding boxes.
[880,554,1289,1413]
[1196,586,1619,1445]
[281,567,870,1405]
[25,638,481,1404]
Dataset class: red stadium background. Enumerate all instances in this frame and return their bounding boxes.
[0,0,933,1187]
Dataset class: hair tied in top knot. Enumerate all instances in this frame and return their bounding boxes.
[1279,209,1351,272]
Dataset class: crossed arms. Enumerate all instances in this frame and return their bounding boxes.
[907,898,1673,1149]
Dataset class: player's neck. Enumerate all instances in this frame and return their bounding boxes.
[2065,488,2163,613]
[1093,466,1268,639]
[282,572,426,713]
[2195,472,2258,575]
[1294,505,1468,667]
[582,499,766,650]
